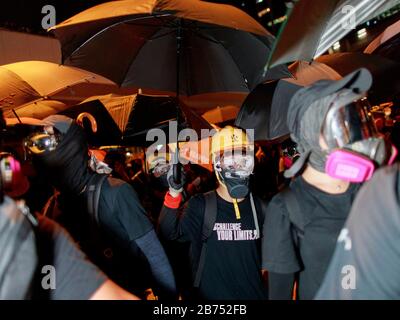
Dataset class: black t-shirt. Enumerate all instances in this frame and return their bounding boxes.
[34,216,107,300]
[159,192,268,300]
[316,165,400,300]
[55,177,154,294]
[98,177,153,244]
[262,176,360,300]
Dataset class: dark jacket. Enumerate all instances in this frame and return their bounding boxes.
[34,122,176,298]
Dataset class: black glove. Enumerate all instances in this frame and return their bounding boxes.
[167,163,186,196]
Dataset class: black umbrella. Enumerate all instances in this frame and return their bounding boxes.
[60,94,213,147]
[266,0,399,69]
[51,0,290,183]
[50,0,290,98]
[236,61,341,141]
[316,52,400,103]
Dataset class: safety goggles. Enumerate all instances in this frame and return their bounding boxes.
[321,96,378,150]
[24,130,61,155]
[218,148,254,177]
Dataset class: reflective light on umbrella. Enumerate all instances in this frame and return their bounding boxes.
[0,61,117,118]
[266,0,399,69]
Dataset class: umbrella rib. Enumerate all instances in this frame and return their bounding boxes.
[67,14,173,61]
[149,29,176,41]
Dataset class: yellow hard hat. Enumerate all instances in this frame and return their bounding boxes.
[211,126,253,161]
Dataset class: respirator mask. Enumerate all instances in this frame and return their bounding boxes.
[214,147,254,199]
[322,96,397,182]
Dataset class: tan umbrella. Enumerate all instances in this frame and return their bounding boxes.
[0,60,117,118]
[202,105,240,124]
[364,19,400,54]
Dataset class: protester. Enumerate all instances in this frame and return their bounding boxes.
[261,68,396,300]
[27,115,176,299]
[0,195,139,300]
[158,126,268,300]
[0,119,139,300]
[316,163,400,299]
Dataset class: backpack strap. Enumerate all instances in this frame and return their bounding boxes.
[194,191,217,288]
[281,188,305,246]
[86,174,109,226]
[249,193,260,239]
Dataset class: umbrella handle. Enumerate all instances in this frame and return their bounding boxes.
[77,112,98,133]
[173,147,182,185]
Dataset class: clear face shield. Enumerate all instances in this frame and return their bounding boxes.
[321,96,396,182]
[216,146,255,179]
[322,97,376,147]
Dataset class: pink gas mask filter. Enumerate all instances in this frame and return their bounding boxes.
[0,154,29,197]
[325,145,398,183]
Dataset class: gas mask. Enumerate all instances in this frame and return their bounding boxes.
[214,148,254,199]
[322,96,397,182]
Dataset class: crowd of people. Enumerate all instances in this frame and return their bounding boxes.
[1,67,400,300]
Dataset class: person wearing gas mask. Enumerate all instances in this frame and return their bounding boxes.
[158,126,268,300]
[261,68,396,300]
[26,115,176,300]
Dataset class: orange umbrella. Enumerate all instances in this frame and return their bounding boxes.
[0,61,117,119]
[168,137,213,172]
[202,105,240,124]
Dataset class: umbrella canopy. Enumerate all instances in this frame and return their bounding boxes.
[202,105,239,124]
[316,52,400,102]
[0,60,117,118]
[61,93,213,146]
[50,0,291,96]
[168,136,213,171]
[236,61,341,142]
[266,0,399,69]
[364,18,400,61]
[239,52,400,142]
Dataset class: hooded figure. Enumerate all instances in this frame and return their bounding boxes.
[32,116,91,195]
[261,69,380,300]
[29,115,176,299]
[284,68,395,182]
